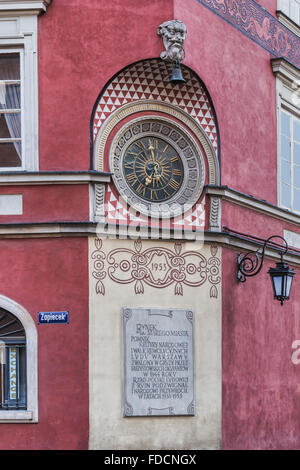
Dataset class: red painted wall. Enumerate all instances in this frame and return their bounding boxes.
[36,0,279,208]
[38,0,174,172]
[222,246,300,449]
[0,0,294,450]
[256,0,277,16]
[222,200,300,241]
[0,237,89,450]
[0,185,89,223]
[175,0,278,206]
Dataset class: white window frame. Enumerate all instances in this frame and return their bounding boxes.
[0,1,52,171]
[279,108,300,211]
[0,48,24,170]
[272,58,300,214]
[0,294,38,423]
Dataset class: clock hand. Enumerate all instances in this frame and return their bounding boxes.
[145,142,162,187]
[145,140,156,186]
[148,139,155,162]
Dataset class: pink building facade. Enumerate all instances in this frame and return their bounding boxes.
[0,0,299,450]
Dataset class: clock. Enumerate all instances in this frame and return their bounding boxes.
[110,118,205,218]
[123,136,184,203]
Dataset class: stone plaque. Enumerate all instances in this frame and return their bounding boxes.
[123,307,194,416]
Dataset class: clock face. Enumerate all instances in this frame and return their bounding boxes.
[123,136,184,202]
[111,119,205,218]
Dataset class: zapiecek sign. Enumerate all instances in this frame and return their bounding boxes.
[38,311,69,324]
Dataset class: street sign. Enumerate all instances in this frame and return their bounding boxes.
[38,311,69,324]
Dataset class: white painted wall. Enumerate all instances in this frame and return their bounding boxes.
[88,237,222,450]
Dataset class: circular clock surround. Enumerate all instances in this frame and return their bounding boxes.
[110,117,205,218]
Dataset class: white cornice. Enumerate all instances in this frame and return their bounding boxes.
[0,0,52,14]
[0,223,300,265]
[206,185,300,226]
[276,10,300,38]
[271,57,300,89]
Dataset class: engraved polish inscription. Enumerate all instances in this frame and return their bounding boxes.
[123,308,194,416]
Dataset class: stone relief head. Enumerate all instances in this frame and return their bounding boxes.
[157,19,187,63]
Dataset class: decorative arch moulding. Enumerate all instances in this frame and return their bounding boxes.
[196,0,300,69]
[92,59,220,233]
[91,59,219,161]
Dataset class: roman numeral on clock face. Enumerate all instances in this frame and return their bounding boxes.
[124,162,134,169]
[150,189,159,200]
[126,172,137,184]
[168,179,180,191]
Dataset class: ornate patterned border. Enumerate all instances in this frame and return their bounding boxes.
[91,238,221,298]
[92,59,219,155]
[95,100,219,183]
[196,0,300,69]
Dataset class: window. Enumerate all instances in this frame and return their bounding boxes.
[280,110,300,212]
[0,295,37,423]
[0,309,26,409]
[278,0,300,26]
[0,14,38,171]
[0,1,52,171]
[0,52,22,168]
[272,58,300,214]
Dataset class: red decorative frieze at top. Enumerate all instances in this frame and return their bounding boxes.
[92,59,218,154]
[196,0,300,69]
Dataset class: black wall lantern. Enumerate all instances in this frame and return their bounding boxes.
[237,235,295,306]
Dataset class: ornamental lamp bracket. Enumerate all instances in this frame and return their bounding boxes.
[237,235,296,306]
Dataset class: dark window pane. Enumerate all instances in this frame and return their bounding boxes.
[0,143,21,167]
[0,53,20,80]
[0,308,26,410]
[0,113,21,140]
[0,346,4,407]
[18,347,26,408]
[0,84,21,110]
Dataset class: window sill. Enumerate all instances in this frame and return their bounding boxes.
[0,409,35,423]
[0,170,112,185]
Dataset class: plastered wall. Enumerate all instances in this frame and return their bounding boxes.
[88,236,222,450]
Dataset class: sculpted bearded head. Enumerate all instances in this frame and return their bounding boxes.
[157,19,187,63]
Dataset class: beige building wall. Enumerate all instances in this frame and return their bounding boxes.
[88,236,222,450]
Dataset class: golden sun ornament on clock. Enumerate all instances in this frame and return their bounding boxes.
[123,136,184,203]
